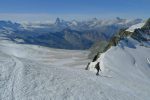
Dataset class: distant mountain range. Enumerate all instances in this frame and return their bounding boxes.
[0,17,143,49]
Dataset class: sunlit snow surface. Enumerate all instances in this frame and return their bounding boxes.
[0,39,150,100]
[126,23,145,32]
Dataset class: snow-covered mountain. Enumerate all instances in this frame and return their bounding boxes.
[88,18,150,69]
[88,20,148,58]
[22,17,143,32]
[86,19,150,99]
[0,18,143,50]
[0,21,22,30]
[0,18,150,100]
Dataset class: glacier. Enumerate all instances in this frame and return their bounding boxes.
[0,36,150,100]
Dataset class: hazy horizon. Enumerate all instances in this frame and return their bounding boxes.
[0,13,148,23]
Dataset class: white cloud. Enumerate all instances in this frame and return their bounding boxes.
[0,13,55,23]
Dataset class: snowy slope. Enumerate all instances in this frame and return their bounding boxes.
[0,37,150,100]
[87,37,150,100]
[126,22,145,32]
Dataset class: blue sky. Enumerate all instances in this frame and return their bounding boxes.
[0,0,149,22]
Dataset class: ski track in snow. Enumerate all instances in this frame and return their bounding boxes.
[0,40,150,100]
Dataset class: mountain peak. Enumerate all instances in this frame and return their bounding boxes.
[116,17,125,22]
[116,17,122,20]
[55,17,61,25]
[92,18,98,21]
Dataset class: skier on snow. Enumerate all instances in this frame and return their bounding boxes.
[95,62,101,76]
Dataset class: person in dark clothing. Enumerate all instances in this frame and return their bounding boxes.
[95,62,101,76]
[85,62,90,70]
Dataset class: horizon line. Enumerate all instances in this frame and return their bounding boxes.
[0,13,148,23]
